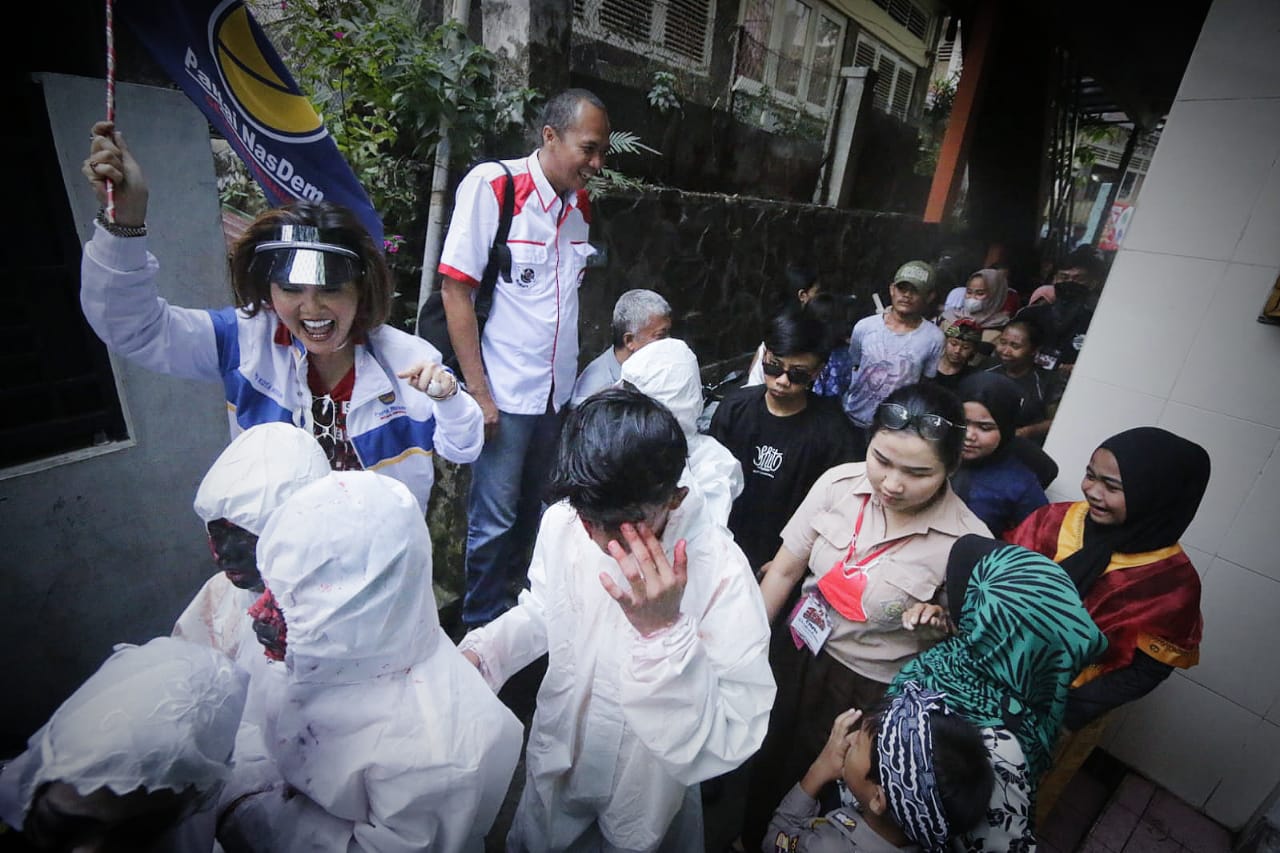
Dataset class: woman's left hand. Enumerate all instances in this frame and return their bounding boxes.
[398,361,456,399]
[599,522,687,637]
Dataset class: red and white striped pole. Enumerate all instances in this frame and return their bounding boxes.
[104,0,116,222]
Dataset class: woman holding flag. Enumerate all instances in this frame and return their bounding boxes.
[81,121,480,512]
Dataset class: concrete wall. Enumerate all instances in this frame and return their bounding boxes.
[0,75,232,752]
[1041,0,1280,830]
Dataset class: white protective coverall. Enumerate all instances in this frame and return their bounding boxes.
[218,471,523,853]
[619,338,744,527]
[173,422,331,663]
[459,486,776,852]
[0,637,249,852]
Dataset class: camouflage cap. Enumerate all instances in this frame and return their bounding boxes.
[893,260,936,299]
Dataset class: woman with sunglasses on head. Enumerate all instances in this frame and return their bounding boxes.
[1006,426,1209,821]
[739,381,989,850]
[81,122,481,512]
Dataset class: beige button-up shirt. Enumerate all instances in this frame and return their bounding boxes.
[780,462,990,682]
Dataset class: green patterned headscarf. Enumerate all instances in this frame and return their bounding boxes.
[890,536,1107,780]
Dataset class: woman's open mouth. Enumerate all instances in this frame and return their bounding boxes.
[301,318,336,342]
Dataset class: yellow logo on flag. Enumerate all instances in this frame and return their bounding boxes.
[212,3,324,141]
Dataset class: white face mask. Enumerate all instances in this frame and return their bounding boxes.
[963,296,986,314]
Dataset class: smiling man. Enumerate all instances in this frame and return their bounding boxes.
[438,88,611,629]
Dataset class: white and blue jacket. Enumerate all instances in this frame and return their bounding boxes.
[80,224,483,512]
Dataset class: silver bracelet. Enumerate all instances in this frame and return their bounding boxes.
[426,368,459,400]
[96,206,147,238]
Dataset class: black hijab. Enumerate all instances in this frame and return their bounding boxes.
[950,372,1023,501]
[1059,427,1211,593]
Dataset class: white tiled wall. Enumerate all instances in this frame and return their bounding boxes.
[1042,0,1280,830]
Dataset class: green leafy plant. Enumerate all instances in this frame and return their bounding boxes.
[914,75,956,176]
[586,130,660,200]
[647,71,682,114]
[263,0,537,231]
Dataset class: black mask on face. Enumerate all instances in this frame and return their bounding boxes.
[206,520,262,591]
[1055,280,1088,302]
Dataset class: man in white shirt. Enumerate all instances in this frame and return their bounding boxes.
[438,89,610,628]
[569,288,671,406]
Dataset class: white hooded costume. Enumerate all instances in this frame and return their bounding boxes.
[460,485,775,852]
[619,339,744,527]
[218,471,522,853]
[0,637,249,852]
[173,422,331,664]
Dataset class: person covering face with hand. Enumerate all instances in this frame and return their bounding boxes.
[459,388,775,852]
[765,686,992,853]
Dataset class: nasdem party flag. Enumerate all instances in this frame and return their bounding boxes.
[117,0,384,245]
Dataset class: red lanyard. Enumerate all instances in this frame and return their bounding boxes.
[835,496,906,577]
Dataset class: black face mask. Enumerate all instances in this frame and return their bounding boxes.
[1055,280,1088,302]
[206,520,262,591]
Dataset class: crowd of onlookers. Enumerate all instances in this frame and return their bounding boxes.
[0,89,1210,853]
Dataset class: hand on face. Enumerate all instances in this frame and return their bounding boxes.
[598,522,688,637]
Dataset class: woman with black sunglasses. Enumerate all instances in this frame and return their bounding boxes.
[739,381,990,850]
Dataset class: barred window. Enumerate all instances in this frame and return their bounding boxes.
[853,32,918,121]
[575,0,715,70]
[2,75,129,475]
[735,0,847,112]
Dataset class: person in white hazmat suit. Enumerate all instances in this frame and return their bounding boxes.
[618,337,743,527]
[459,387,776,852]
[172,422,331,664]
[0,637,249,852]
[215,470,523,853]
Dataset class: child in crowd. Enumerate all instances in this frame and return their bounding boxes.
[460,388,775,851]
[82,121,479,512]
[929,318,982,392]
[619,337,743,526]
[173,422,330,665]
[216,472,522,852]
[0,637,248,853]
[843,262,945,432]
[765,685,992,853]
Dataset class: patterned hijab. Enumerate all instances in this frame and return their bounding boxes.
[891,536,1107,780]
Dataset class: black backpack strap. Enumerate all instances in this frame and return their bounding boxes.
[475,159,515,320]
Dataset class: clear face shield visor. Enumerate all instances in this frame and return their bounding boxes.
[247,225,363,292]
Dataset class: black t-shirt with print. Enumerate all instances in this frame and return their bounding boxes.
[709,385,863,571]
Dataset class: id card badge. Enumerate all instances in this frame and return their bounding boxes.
[789,592,833,655]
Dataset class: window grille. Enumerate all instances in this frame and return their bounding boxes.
[2,76,128,473]
[734,0,846,114]
[869,0,930,40]
[576,0,715,69]
[853,32,918,121]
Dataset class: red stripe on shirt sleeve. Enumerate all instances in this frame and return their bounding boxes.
[438,264,481,288]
